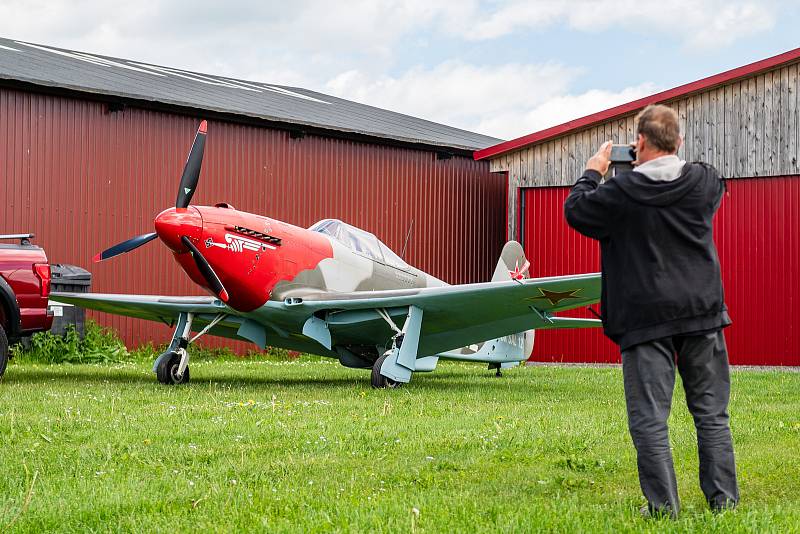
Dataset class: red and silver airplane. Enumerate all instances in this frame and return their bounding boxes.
[52,121,601,388]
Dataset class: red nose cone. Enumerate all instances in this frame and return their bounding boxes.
[155,207,202,251]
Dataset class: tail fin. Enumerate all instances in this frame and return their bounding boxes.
[491,241,530,282]
[436,241,535,368]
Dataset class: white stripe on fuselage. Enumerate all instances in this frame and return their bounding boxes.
[204,234,276,253]
[225,233,264,253]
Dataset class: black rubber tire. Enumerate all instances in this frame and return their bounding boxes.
[0,324,8,379]
[371,352,402,389]
[155,352,190,385]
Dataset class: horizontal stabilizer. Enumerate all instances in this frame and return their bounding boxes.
[538,317,602,329]
[437,329,532,364]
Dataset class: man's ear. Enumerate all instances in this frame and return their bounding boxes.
[676,136,683,152]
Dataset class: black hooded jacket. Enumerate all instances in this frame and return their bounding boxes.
[564,162,730,350]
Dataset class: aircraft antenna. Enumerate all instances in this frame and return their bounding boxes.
[400,219,415,260]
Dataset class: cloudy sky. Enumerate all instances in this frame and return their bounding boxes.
[0,0,796,140]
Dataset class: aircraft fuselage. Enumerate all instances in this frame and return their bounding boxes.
[154,205,446,314]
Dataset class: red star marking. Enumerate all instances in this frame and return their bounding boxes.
[509,259,530,281]
[527,288,583,306]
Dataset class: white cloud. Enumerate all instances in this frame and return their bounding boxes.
[684,3,775,48]
[327,61,658,139]
[476,83,660,139]
[459,0,776,50]
[326,61,576,132]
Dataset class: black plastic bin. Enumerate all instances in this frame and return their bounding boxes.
[49,264,92,337]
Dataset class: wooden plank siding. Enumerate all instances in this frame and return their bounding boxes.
[489,63,800,240]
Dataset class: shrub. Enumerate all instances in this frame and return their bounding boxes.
[14,321,129,364]
[13,321,316,365]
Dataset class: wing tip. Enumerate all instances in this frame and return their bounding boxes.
[198,120,207,135]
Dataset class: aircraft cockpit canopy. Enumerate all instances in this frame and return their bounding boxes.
[309,219,410,270]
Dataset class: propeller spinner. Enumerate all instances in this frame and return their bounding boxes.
[93,120,229,302]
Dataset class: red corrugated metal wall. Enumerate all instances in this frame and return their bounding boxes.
[0,88,505,349]
[521,176,800,365]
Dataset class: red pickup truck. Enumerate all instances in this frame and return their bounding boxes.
[0,234,53,376]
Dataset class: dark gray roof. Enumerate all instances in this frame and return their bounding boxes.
[0,37,501,151]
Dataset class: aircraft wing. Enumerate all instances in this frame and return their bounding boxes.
[50,293,228,324]
[296,272,602,356]
[52,272,601,357]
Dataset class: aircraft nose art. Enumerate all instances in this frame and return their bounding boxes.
[197,209,282,311]
[154,207,203,252]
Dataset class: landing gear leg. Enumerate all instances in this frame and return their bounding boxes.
[371,306,423,389]
[154,313,193,385]
[488,363,503,377]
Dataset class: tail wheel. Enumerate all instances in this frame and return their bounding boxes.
[0,325,7,378]
[156,352,190,385]
[371,352,402,389]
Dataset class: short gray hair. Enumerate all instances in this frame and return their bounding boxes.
[635,104,681,153]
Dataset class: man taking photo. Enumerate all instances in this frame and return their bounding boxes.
[564,104,739,518]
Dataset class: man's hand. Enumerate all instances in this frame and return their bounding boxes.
[586,141,613,176]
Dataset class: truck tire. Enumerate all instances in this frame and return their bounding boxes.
[0,324,8,378]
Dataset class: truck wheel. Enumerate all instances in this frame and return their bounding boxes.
[0,325,8,379]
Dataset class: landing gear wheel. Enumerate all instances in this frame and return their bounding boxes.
[0,325,8,379]
[156,352,190,385]
[371,352,402,389]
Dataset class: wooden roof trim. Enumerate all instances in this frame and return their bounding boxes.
[475,47,800,160]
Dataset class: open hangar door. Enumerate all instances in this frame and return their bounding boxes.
[519,176,800,366]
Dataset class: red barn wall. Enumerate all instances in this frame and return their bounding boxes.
[0,88,506,350]
[521,176,800,366]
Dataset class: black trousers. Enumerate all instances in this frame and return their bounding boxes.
[621,330,739,516]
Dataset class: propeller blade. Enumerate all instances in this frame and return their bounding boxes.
[176,120,207,209]
[181,236,229,302]
[93,232,158,262]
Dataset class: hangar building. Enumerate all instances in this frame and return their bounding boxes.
[0,37,505,349]
[476,48,800,366]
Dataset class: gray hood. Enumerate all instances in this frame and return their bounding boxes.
[615,161,710,207]
[634,155,686,182]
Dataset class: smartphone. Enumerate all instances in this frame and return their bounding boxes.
[610,144,636,163]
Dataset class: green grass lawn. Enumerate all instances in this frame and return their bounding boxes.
[0,356,798,533]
